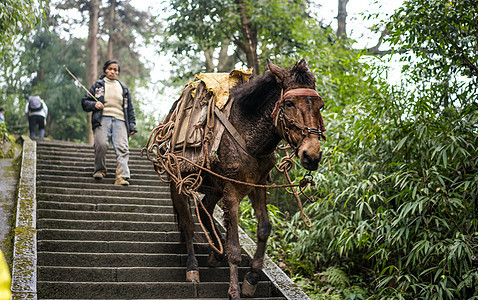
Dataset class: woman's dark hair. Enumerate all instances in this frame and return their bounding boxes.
[99,59,120,79]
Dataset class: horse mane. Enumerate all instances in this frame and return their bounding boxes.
[231,71,280,114]
[231,60,316,114]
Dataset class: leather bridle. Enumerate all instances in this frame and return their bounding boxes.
[272,88,326,152]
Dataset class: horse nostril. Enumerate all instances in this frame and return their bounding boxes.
[302,150,321,171]
[303,150,321,164]
[303,151,312,164]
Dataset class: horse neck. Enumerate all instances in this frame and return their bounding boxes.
[229,95,282,157]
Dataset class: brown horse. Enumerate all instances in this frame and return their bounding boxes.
[162,59,325,299]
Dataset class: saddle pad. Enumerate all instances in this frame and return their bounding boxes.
[191,68,252,110]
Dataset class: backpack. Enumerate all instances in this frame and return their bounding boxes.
[28,96,43,112]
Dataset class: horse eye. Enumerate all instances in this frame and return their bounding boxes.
[285,101,295,108]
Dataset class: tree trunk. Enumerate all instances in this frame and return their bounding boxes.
[204,48,215,72]
[235,0,259,75]
[87,0,99,145]
[107,0,116,59]
[337,0,349,39]
[217,41,236,72]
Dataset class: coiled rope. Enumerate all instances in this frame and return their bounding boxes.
[141,117,316,254]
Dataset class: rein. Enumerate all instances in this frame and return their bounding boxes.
[142,87,324,252]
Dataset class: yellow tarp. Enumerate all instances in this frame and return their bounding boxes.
[190,68,253,110]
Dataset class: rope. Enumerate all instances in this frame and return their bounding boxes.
[143,123,315,229]
[275,152,314,227]
[141,91,319,253]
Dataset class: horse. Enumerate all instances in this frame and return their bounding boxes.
[155,59,325,299]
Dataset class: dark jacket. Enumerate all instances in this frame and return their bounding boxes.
[81,79,137,134]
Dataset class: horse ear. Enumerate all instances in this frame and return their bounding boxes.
[296,59,310,71]
[267,59,286,83]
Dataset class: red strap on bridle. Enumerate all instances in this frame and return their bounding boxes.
[283,88,320,99]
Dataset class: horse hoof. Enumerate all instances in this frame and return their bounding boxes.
[207,251,222,268]
[186,270,200,282]
[241,278,257,297]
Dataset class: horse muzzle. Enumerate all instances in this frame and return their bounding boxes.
[300,149,322,171]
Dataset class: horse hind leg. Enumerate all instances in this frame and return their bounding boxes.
[170,183,200,282]
[242,188,271,297]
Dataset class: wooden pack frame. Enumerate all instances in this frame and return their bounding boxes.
[167,69,252,170]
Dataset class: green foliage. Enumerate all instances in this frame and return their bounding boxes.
[0,0,46,65]
[1,1,159,146]
[0,123,16,159]
[241,1,478,299]
[162,0,321,76]
[15,28,89,141]
[387,0,478,84]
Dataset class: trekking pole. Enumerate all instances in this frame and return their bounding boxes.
[63,65,99,102]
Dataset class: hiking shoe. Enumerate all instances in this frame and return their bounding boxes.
[93,171,106,180]
[114,178,130,186]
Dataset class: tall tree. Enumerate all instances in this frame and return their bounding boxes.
[163,0,313,76]
[106,0,116,60]
[336,0,349,38]
[86,0,99,144]
[235,0,259,74]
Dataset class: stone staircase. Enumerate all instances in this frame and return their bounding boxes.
[34,140,290,299]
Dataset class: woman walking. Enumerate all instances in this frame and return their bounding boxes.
[81,59,137,186]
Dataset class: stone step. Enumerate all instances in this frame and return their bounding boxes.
[37,193,172,206]
[38,186,167,198]
[37,149,156,165]
[37,209,175,222]
[37,177,166,189]
[32,141,291,300]
[37,229,181,242]
[36,140,146,152]
[37,252,251,268]
[37,173,161,185]
[37,241,213,254]
[37,180,167,192]
[36,144,148,154]
[37,168,160,181]
[36,163,159,175]
[38,149,152,159]
[37,219,178,231]
[38,266,268,283]
[36,155,154,168]
[37,201,173,214]
[37,281,281,299]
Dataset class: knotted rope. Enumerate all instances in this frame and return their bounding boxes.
[142,123,315,231]
[142,91,321,253]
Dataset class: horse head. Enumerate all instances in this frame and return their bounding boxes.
[268,59,326,171]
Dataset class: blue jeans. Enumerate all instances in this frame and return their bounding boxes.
[93,116,130,179]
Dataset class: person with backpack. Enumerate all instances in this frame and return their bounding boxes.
[25,96,48,140]
[81,59,137,186]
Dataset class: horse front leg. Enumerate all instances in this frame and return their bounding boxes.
[170,184,200,282]
[242,187,271,297]
[223,189,242,300]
